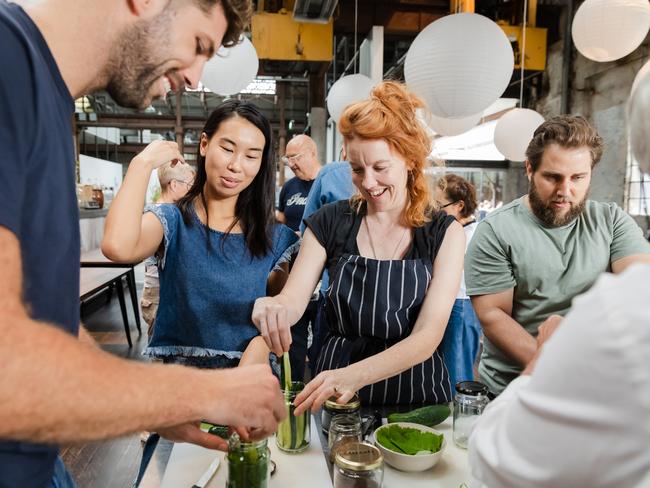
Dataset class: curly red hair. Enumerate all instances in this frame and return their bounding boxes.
[338,81,436,227]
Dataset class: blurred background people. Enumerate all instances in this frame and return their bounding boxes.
[435,173,482,394]
[300,160,355,376]
[277,134,322,380]
[141,162,196,335]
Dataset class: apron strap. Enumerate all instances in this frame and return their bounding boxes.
[342,204,365,254]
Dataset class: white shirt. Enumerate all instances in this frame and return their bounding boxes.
[468,264,650,488]
[457,220,478,299]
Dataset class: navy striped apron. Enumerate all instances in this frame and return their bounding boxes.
[315,218,452,405]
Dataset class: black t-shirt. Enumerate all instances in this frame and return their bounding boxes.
[305,200,455,279]
[278,176,314,231]
[0,2,79,486]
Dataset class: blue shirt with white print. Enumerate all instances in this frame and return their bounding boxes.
[145,204,298,361]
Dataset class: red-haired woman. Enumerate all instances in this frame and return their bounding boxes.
[253,81,464,411]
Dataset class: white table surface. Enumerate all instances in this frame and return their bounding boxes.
[160,417,471,487]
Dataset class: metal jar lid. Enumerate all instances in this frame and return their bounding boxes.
[334,442,383,472]
[324,393,361,412]
[456,380,489,396]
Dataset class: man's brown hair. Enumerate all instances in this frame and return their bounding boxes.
[525,115,604,171]
[195,0,252,47]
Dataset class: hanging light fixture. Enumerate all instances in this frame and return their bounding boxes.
[629,67,650,174]
[426,111,483,137]
[326,74,375,123]
[404,13,514,119]
[494,0,545,161]
[572,0,650,63]
[200,36,259,96]
[631,58,650,95]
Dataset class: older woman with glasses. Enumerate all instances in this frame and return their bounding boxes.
[252,81,465,411]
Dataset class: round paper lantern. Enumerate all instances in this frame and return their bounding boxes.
[427,112,483,136]
[201,36,258,95]
[327,74,375,123]
[629,68,650,174]
[631,58,650,95]
[572,0,650,63]
[494,109,545,161]
[404,13,514,119]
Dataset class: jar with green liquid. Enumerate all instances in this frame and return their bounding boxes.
[226,433,270,488]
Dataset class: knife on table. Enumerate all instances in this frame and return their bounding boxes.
[191,456,221,488]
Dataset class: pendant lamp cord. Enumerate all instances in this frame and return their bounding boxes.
[520,0,528,107]
[354,0,358,73]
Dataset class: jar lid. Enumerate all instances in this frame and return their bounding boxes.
[324,393,361,411]
[456,381,489,396]
[334,442,383,472]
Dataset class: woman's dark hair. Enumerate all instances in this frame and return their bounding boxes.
[437,173,478,219]
[176,100,275,257]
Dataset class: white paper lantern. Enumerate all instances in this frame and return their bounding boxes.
[404,13,514,119]
[427,112,483,136]
[631,58,650,95]
[629,67,650,174]
[494,109,545,161]
[327,74,375,123]
[572,0,650,63]
[201,36,258,95]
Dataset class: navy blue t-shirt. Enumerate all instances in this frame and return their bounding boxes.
[0,2,80,486]
[277,176,314,232]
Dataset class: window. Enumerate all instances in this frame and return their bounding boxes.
[625,151,650,216]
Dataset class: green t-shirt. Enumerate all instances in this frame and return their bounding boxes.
[466,197,650,395]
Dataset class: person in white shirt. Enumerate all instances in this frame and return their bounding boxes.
[468,265,650,487]
[468,80,650,487]
[434,174,482,393]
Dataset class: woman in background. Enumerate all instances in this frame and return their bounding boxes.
[434,174,482,393]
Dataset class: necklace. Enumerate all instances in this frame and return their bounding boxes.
[364,216,409,260]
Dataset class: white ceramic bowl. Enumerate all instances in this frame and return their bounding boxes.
[372,422,446,472]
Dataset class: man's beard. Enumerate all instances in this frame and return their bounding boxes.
[529,178,587,227]
[103,12,175,109]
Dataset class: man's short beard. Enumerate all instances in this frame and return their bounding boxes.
[103,12,173,109]
[529,178,587,227]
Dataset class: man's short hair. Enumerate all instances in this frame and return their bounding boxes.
[525,115,604,171]
[158,162,195,188]
[192,0,252,48]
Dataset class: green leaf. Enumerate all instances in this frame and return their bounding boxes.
[376,425,443,455]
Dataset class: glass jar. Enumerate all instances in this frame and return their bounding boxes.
[333,442,383,488]
[328,413,362,462]
[227,434,270,488]
[453,380,490,449]
[321,393,361,435]
[276,381,310,453]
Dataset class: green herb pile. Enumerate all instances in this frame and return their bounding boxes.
[375,425,443,455]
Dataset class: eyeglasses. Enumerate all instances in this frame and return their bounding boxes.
[280,153,303,165]
[438,200,459,209]
[173,179,193,189]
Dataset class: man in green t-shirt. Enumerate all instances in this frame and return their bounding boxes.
[466,115,650,395]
